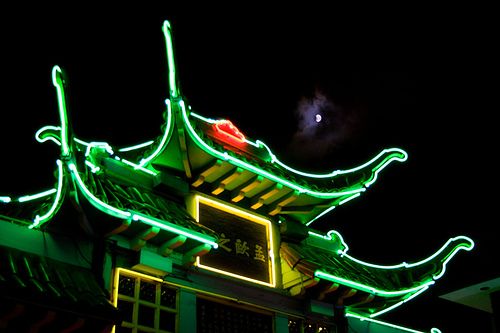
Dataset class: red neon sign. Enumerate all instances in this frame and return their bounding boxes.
[213,120,246,144]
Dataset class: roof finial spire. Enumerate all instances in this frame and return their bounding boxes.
[163,20,180,98]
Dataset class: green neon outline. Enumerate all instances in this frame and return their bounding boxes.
[182,101,364,199]
[189,111,408,182]
[305,206,336,226]
[163,21,179,98]
[307,229,473,315]
[131,211,218,249]
[257,139,407,179]
[368,285,430,318]
[85,160,101,173]
[52,66,71,157]
[0,196,12,203]
[69,161,217,248]
[338,192,361,205]
[314,270,434,297]
[84,141,114,157]
[29,159,65,229]
[118,140,155,152]
[18,189,57,203]
[35,125,62,146]
[138,99,173,167]
[121,159,158,176]
[346,311,441,333]
[308,231,474,274]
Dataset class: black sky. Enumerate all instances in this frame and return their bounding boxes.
[1,8,497,331]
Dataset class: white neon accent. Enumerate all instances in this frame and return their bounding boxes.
[306,206,336,226]
[121,159,158,176]
[0,196,12,203]
[85,160,101,173]
[85,141,114,157]
[18,188,57,202]
[118,140,155,152]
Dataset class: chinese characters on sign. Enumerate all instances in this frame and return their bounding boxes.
[196,200,273,286]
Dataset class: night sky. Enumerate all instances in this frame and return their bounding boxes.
[1,9,496,331]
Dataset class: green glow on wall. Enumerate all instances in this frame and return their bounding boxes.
[29,159,65,229]
[131,211,218,249]
[346,311,441,333]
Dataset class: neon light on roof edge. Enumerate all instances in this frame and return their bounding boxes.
[131,211,218,249]
[138,99,173,167]
[182,102,364,199]
[190,111,408,181]
[314,270,434,297]
[346,311,441,333]
[308,229,473,315]
[29,159,65,229]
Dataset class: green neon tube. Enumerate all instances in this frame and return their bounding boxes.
[131,211,218,249]
[51,66,71,157]
[28,159,65,229]
[314,270,434,297]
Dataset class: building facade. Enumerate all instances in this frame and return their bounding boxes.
[0,20,474,333]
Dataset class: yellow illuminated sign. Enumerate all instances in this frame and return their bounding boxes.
[193,195,276,288]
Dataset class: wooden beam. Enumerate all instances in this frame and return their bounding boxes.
[130,226,160,251]
[250,183,283,210]
[289,277,320,296]
[158,235,188,256]
[192,160,223,187]
[337,288,357,306]
[211,167,243,195]
[318,282,340,301]
[182,244,212,266]
[230,175,263,202]
[268,190,299,216]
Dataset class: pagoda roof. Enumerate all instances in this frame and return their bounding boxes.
[110,21,408,226]
[280,229,474,317]
[0,20,475,318]
[0,244,120,330]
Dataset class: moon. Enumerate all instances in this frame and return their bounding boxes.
[315,114,322,123]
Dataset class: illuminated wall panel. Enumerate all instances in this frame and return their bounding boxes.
[194,195,276,288]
